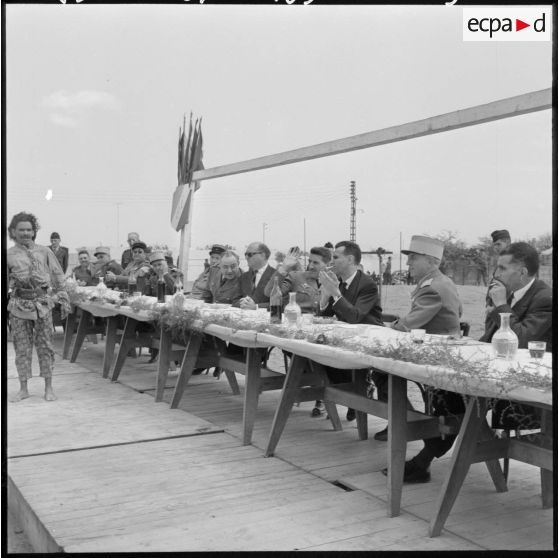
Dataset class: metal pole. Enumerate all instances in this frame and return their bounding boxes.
[303,218,307,268]
[399,232,402,276]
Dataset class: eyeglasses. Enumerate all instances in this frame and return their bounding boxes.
[245,252,262,258]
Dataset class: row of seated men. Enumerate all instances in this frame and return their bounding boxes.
[180,233,552,485]
[75,232,551,485]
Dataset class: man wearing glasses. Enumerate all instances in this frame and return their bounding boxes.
[237,242,276,309]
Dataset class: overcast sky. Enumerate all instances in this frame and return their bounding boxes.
[5,4,552,267]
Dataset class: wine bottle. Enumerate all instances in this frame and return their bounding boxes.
[128,272,137,295]
[157,274,166,302]
[269,276,283,324]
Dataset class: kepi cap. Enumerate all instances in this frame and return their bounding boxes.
[131,241,148,251]
[148,251,166,264]
[491,229,511,243]
[50,232,60,239]
[401,235,445,260]
[209,244,226,256]
[94,246,110,257]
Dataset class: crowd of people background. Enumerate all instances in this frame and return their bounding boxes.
[6,211,552,484]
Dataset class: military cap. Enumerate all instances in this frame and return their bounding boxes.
[209,244,226,256]
[50,232,60,239]
[401,235,445,260]
[94,246,111,257]
[491,229,511,243]
[148,251,166,264]
[131,241,148,251]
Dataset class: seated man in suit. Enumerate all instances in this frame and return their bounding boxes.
[236,242,276,309]
[319,240,383,421]
[379,235,464,483]
[481,242,552,431]
[200,250,243,305]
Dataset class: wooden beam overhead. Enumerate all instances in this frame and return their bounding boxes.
[191,88,551,183]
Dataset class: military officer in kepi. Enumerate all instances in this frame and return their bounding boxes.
[372,236,465,484]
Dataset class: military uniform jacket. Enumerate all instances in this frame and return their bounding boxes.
[264,270,319,313]
[392,268,462,335]
[201,269,243,305]
[322,269,383,325]
[236,264,276,308]
[479,279,552,350]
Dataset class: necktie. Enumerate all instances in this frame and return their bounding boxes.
[339,281,347,296]
[251,270,257,291]
[508,293,515,306]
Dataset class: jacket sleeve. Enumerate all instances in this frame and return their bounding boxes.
[393,287,442,332]
[46,249,66,290]
[332,280,380,324]
[488,293,552,348]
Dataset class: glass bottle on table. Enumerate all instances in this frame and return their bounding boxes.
[491,312,518,359]
[128,271,137,295]
[284,292,302,329]
[157,272,166,303]
[269,276,283,324]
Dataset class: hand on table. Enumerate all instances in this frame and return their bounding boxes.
[239,296,257,310]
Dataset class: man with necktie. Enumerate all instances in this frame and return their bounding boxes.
[236,242,276,309]
[318,240,383,421]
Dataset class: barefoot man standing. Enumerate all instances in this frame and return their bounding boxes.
[7,212,70,401]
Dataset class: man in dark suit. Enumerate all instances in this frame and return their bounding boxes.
[49,232,69,273]
[481,241,551,348]
[480,241,552,431]
[318,240,383,421]
[319,240,383,325]
[201,250,243,305]
[236,242,276,309]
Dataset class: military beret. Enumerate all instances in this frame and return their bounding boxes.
[491,230,511,242]
[131,241,148,251]
[209,244,226,256]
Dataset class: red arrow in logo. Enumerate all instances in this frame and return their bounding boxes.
[516,19,530,31]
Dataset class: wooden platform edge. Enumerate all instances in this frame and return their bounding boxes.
[8,475,64,553]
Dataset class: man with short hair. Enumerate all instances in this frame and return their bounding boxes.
[93,246,123,281]
[189,244,227,300]
[7,212,70,401]
[319,240,383,421]
[72,249,96,286]
[237,242,276,309]
[480,241,552,430]
[49,232,69,273]
[201,250,243,305]
[378,235,463,483]
[121,232,141,269]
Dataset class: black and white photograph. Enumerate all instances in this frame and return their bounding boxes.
[4,1,553,552]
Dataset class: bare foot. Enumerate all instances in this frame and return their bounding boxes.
[10,390,30,402]
[44,389,57,401]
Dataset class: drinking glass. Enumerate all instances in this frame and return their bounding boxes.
[528,341,546,361]
[410,329,426,344]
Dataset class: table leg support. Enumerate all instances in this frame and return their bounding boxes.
[102,316,118,379]
[387,374,407,517]
[110,317,137,382]
[429,397,487,537]
[265,355,306,457]
[170,333,202,409]
[62,310,77,360]
[70,310,92,363]
[242,348,262,446]
[540,409,553,509]
[156,329,172,402]
[354,369,369,441]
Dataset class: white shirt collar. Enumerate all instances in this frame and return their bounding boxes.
[342,270,358,289]
[511,277,535,307]
[253,263,269,287]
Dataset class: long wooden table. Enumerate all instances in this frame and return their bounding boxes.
[64,291,552,536]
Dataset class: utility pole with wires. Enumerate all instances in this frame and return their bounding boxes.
[349,180,357,241]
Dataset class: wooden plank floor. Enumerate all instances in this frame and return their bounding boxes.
[6,332,553,551]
